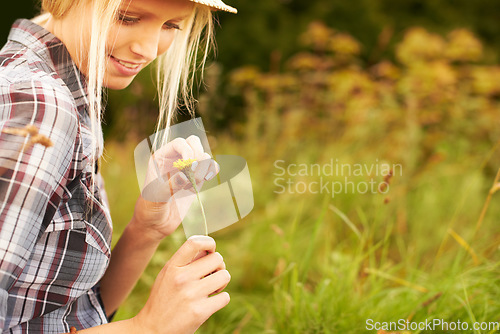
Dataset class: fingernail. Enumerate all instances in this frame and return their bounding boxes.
[188,235,213,241]
[205,172,214,181]
[188,235,205,242]
[191,161,198,171]
[215,161,220,171]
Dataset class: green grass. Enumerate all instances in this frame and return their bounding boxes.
[100,24,500,333]
[101,129,500,333]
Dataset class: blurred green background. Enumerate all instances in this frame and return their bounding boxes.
[3,1,500,333]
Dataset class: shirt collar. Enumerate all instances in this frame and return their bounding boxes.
[7,19,90,116]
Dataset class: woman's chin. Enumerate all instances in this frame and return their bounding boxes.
[104,75,136,90]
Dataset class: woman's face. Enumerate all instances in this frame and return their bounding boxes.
[46,0,194,90]
[105,0,194,89]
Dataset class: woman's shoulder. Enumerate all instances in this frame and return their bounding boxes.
[0,46,79,131]
[0,46,72,98]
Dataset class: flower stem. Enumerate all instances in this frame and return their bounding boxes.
[190,178,208,236]
[173,158,209,236]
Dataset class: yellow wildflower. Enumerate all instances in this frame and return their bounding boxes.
[173,158,197,171]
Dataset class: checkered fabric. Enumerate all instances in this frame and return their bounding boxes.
[0,19,112,333]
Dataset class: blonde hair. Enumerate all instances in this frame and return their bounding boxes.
[33,0,214,172]
[155,4,214,147]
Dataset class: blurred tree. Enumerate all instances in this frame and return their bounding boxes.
[215,0,499,72]
[2,0,498,140]
[2,0,498,69]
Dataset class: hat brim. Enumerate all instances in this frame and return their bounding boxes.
[190,0,237,14]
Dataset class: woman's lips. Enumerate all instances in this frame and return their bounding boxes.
[109,55,143,76]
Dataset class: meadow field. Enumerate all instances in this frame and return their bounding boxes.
[102,23,500,333]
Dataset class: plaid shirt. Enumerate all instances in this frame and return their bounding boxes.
[0,19,112,333]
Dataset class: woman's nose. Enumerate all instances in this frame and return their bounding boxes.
[129,30,160,61]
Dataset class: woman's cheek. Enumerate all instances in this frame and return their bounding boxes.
[158,32,176,56]
[106,26,127,54]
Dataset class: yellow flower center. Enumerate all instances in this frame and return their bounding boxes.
[173,158,197,171]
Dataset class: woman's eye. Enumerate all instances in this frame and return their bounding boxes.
[117,14,139,25]
[163,22,181,30]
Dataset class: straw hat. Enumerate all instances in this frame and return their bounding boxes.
[191,0,237,14]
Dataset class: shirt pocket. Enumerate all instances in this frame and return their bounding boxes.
[46,214,111,259]
[49,175,112,258]
[24,214,110,317]
[42,193,111,293]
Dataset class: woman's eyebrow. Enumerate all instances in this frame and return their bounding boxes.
[169,15,190,22]
[119,7,190,21]
[118,7,151,17]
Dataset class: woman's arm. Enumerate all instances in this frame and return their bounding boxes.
[98,217,161,316]
[0,80,79,330]
[99,135,219,315]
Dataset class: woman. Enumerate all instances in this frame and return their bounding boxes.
[0,0,236,333]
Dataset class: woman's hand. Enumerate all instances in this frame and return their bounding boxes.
[131,135,219,242]
[132,236,231,334]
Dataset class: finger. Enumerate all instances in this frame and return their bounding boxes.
[199,270,231,297]
[192,249,209,262]
[210,266,230,295]
[168,171,190,192]
[192,153,212,183]
[156,137,195,160]
[202,156,219,182]
[186,251,226,279]
[143,155,168,186]
[201,291,230,316]
[211,283,229,296]
[171,236,216,267]
[186,135,206,160]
